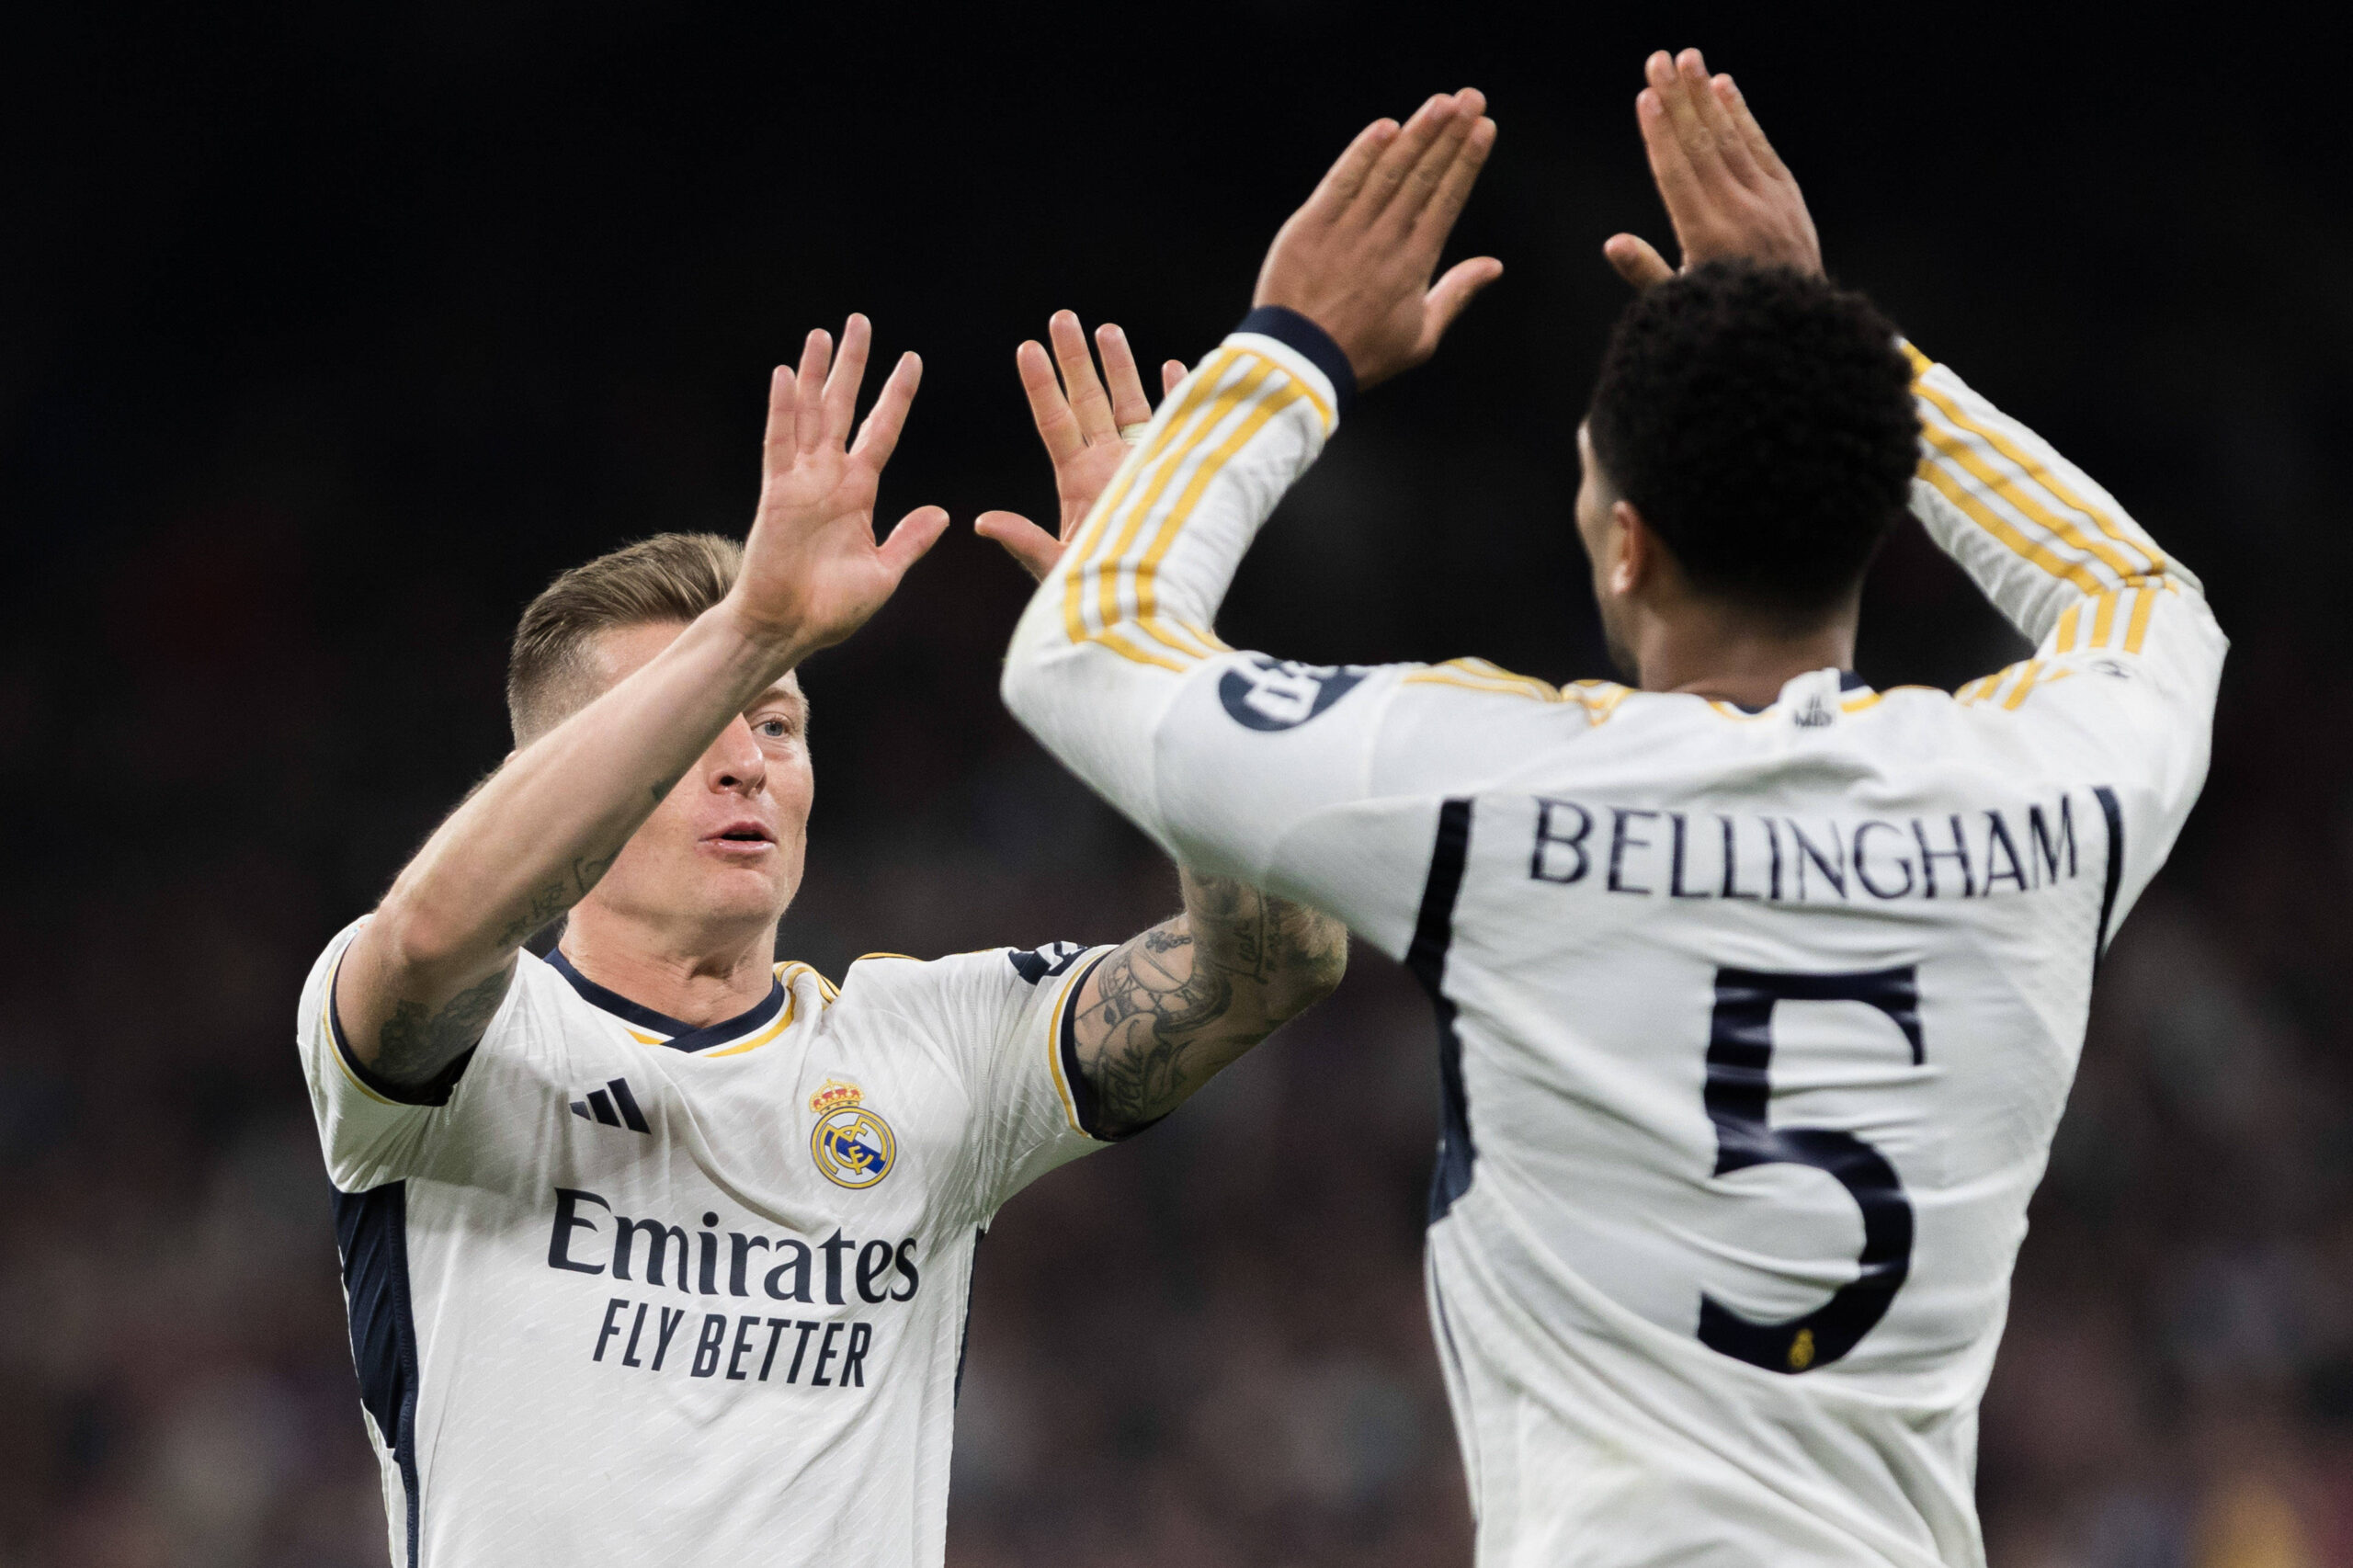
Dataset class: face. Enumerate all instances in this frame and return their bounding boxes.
[1574,423,1642,682]
[574,621,813,944]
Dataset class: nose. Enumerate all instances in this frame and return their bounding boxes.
[707,714,767,797]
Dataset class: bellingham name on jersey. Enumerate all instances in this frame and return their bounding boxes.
[1004,314,2221,1568]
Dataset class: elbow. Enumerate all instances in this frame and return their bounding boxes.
[1263,917,1350,1023]
[369,883,486,985]
[998,638,1051,734]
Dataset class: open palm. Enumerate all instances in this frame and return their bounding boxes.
[730,314,948,654]
[974,311,1188,582]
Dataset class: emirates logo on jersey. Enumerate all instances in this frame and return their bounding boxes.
[810,1079,896,1190]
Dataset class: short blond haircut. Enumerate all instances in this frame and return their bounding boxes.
[506,532,744,744]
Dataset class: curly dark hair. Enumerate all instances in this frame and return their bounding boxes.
[1585,260,1917,619]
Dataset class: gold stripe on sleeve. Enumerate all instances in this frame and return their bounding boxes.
[2054,603,2081,653]
[2124,585,2158,653]
[1916,387,2149,582]
[1043,957,1097,1138]
[1131,381,1302,628]
[1910,347,2165,579]
[2090,591,2120,649]
[2001,659,2044,710]
[1061,349,1241,646]
[1091,360,1275,643]
[1916,451,2109,596]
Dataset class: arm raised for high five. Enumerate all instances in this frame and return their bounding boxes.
[1615,50,2220,890]
[982,312,1349,1136]
[338,317,946,1089]
[1001,91,1505,950]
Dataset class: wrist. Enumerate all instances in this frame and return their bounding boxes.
[710,593,819,678]
[1233,305,1358,415]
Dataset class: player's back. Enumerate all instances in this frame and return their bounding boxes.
[1397,666,2145,1565]
[1002,319,2224,1567]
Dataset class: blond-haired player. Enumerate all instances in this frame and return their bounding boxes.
[299,319,1345,1566]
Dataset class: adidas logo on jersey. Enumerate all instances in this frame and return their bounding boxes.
[572,1076,652,1134]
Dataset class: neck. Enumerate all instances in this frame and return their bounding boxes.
[1631,602,1857,709]
[557,900,779,1029]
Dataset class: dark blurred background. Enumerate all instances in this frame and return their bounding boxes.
[3,4,2346,1564]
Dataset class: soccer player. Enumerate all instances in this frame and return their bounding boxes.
[1002,61,2222,1568]
[298,317,1346,1566]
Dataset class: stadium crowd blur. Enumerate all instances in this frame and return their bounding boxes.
[3,8,2344,1566]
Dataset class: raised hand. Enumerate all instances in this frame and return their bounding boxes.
[1604,50,1822,290]
[726,314,949,654]
[1252,88,1502,390]
[974,311,1188,582]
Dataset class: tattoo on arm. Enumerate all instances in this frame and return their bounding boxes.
[1073,874,1347,1137]
[489,849,620,950]
[374,961,515,1086]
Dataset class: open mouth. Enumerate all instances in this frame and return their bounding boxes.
[704,823,776,852]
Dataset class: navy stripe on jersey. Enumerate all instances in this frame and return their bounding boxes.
[1410,799,1477,1223]
[954,1227,984,1403]
[2093,786,2125,966]
[1055,952,1150,1141]
[334,1182,423,1567]
[544,948,784,1051]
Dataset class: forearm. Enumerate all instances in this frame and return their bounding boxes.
[1905,344,2196,644]
[1073,869,1347,1138]
[343,603,801,1075]
[1001,314,1346,856]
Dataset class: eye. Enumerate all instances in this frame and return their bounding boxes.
[756,717,793,740]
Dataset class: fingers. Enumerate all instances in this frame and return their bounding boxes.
[1648,50,1727,187]
[821,313,871,446]
[876,505,951,582]
[1680,50,1761,185]
[761,364,798,472]
[848,350,923,469]
[972,510,1065,583]
[1411,108,1497,249]
[1357,92,1463,226]
[1603,233,1676,290]
[1095,324,1154,431]
[1162,359,1187,398]
[1713,73,1790,183]
[793,328,832,456]
[1635,85,1704,244]
[1014,338,1086,467]
[1048,310,1118,445]
[1419,256,1502,357]
[1303,117,1401,221]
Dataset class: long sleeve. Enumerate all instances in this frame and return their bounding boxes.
[1003,309,1365,863]
[1905,345,2226,919]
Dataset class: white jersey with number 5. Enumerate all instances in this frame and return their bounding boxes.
[1002,312,2222,1567]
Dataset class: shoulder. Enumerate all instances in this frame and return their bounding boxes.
[836,943,1098,1008]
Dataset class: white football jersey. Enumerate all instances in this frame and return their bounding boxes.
[1003,312,2222,1566]
[298,925,1113,1567]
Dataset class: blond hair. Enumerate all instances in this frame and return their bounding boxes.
[506,532,744,744]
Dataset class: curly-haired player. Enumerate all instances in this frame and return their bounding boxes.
[1003,55,2221,1568]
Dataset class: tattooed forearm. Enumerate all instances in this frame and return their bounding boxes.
[375,962,514,1085]
[1074,872,1349,1136]
[489,849,621,949]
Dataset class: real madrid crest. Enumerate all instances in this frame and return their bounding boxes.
[809,1078,895,1190]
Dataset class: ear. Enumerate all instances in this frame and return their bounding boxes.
[1609,499,1654,599]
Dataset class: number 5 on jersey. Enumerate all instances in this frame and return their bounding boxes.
[1700,966,1924,1374]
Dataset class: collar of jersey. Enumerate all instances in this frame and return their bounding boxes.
[1723,668,1870,716]
[545,947,787,1053]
